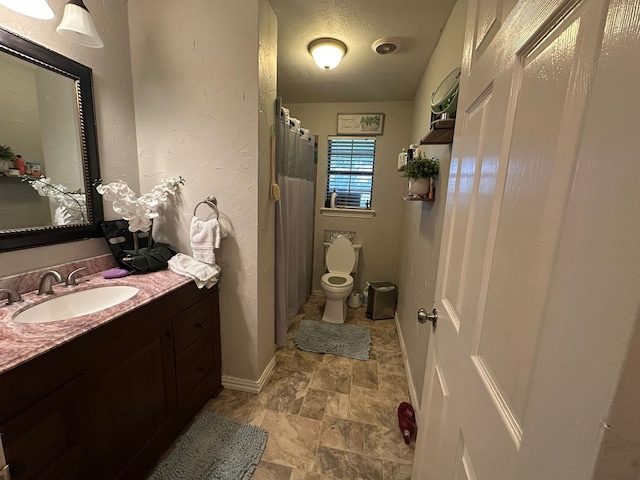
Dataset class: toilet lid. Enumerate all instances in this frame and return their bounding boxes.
[326,236,355,273]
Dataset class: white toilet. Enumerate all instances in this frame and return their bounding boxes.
[321,236,361,323]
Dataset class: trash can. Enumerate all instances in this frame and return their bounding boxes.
[365,282,397,320]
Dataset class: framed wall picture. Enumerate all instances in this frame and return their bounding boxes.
[337,113,385,135]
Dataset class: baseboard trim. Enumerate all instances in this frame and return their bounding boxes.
[221,355,276,394]
[395,312,420,424]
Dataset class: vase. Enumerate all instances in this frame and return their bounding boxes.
[408,178,430,196]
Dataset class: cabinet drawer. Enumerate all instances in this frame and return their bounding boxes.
[176,338,216,414]
[172,298,214,359]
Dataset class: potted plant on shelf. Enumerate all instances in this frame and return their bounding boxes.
[403,155,439,198]
[0,144,16,174]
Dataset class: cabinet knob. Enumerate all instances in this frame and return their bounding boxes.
[196,366,206,374]
[196,322,205,328]
[165,330,173,338]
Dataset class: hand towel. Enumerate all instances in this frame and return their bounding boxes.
[191,215,228,264]
[168,253,220,289]
[191,217,215,264]
[215,218,228,248]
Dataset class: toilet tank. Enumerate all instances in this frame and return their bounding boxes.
[324,242,361,273]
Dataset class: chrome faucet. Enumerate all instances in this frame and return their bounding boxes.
[0,288,22,305]
[38,270,63,295]
[65,266,87,286]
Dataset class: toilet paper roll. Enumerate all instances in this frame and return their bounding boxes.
[348,292,362,308]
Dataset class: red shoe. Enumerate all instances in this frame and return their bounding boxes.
[397,402,416,445]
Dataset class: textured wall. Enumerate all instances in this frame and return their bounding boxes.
[38,68,84,191]
[0,178,51,229]
[257,0,278,371]
[0,0,139,276]
[0,55,43,165]
[128,0,272,382]
[397,0,468,406]
[286,101,411,294]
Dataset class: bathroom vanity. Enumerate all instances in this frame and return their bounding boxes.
[0,273,221,479]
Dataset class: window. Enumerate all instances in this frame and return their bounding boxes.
[326,136,376,209]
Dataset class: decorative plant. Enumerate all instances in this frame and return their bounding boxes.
[96,177,184,251]
[0,144,15,162]
[360,115,381,127]
[402,155,439,179]
[0,145,15,173]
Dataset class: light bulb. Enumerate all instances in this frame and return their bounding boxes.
[308,38,347,70]
[0,0,54,19]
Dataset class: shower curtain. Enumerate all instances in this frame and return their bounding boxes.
[275,100,315,346]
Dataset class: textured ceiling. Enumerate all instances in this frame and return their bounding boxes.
[269,0,457,104]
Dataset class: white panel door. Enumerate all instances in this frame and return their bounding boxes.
[413,0,640,478]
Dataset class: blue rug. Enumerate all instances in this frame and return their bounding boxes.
[148,411,268,480]
[294,319,371,360]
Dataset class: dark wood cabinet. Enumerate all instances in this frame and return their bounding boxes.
[173,291,222,419]
[92,322,177,480]
[0,282,221,480]
[1,371,92,480]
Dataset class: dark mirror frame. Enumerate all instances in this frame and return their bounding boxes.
[0,27,103,252]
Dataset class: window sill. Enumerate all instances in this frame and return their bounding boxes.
[320,207,376,219]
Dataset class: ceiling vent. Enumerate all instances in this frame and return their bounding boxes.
[372,37,400,55]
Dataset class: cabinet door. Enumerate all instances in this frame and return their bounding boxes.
[0,372,93,480]
[93,321,177,480]
[173,289,222,416]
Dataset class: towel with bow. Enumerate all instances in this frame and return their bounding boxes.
[190,217,227,264]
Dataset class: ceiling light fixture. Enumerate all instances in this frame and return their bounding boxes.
[308,38,347,70]
[0,0,54,19]
[56,0,103,48]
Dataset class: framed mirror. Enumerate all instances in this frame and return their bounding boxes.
[0,27,103,252]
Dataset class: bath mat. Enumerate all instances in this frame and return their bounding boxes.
[294,319,371,360]
[147,411,268,480]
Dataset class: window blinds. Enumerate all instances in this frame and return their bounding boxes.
[326,137,376,209]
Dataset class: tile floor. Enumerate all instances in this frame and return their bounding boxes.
[205,293,415,480]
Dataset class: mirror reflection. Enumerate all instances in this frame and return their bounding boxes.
[0,48,86,230]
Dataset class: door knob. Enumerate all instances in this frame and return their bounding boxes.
[417,307,438,327]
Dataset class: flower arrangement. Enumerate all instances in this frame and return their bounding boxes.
[96,177,184,250]
[402,155,440,179]
[24,176,87,224]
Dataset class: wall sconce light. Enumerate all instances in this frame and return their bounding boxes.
[0,0,54,19]
[308,38,347,70]
[56,0,103,48]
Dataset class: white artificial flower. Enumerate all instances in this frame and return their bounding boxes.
[27,176,88,225]
[128,215,152,232]
[96,176,183,234]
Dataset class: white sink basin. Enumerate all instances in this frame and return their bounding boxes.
[13,286,139,324]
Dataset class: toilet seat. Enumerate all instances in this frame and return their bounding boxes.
[321,236,357,324]
[321,272,354,290]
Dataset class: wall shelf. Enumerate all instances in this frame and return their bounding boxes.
[0,175,24,182]
[420,118,455,145]
[403,194,434,202]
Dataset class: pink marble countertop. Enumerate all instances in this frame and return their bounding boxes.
[0,269,192,375]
